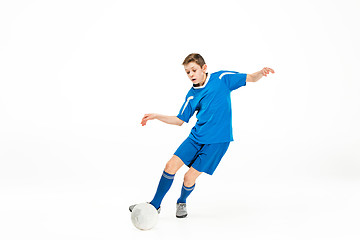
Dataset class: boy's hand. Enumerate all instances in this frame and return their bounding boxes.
[261,67,275,77]
[141,113,157,126]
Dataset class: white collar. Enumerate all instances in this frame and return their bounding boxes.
[192,72,210,89]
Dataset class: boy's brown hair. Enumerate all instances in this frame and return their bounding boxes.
[182,53,206,68]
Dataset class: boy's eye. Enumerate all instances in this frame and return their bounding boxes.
[192,69,196,72]
[186,72,190,74]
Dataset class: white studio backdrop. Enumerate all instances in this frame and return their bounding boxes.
[0,0,359,239]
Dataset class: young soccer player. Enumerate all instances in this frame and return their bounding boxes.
[130,53,275,218]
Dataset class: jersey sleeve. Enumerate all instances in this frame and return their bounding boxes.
[177,93,196,123]
[220,71,247,91]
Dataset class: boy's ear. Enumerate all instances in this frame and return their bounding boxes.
[202,64,208,72]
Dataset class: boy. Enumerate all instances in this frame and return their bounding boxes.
[130,53,274,218]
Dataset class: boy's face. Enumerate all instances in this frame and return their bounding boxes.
[184,62,208,87]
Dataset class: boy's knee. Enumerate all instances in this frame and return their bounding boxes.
[165,161,174,173]
[183,172,196,187]
[164,156,183,174]
[183,168,202,187]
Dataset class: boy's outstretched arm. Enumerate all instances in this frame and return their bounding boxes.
[141,113,184,126]
[246,67,275,82]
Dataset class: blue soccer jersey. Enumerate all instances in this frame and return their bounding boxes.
[177,70,247,144]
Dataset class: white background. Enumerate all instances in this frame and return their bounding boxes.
[1,0,359,239]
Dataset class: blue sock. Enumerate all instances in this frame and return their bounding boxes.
[150,171,175,209]
[177,183,195,204]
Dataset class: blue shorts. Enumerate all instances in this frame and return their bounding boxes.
[174,137,230,175]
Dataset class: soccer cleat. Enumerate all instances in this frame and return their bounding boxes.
[176,203,187,218]
[129,203,161,214]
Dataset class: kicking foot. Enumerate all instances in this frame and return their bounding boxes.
[176,203,187,218]
[129,203,161,214]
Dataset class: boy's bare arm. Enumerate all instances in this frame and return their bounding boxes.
[141,113,184,126]
[246,67,275,82]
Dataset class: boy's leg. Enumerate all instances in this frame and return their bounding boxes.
[184,167,202,188]
[164,155,184,174]
[177,167,202,204]
[176,167,201,218]
[149,155,184,209]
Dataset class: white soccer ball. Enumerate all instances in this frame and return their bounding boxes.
[131,202,158,230]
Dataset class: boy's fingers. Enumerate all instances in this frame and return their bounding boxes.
[263,67,275,75]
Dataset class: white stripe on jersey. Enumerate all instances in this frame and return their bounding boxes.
[181,96,194,115]
[219,72,236,79]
